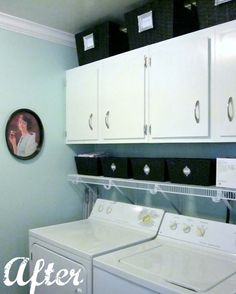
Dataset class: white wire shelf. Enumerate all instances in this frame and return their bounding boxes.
[68,174,236,202]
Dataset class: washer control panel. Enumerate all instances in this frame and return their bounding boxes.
[90,199,164,233]
[159,213,236,254]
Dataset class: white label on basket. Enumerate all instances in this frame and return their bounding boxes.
[83,33,95,51]
[111,163,116,172]
[137,11,154,33]
[183,166,191,177]
[215,0,232,6]
[143,164,151,175]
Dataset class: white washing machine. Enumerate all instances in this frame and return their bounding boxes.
[94,213,236,294]
[29,199,165,294]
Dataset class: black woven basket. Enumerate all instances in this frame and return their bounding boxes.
[130,158,168,181]
[166,158,216,186]
[75,21,128,66]
[75,157,102,176]
[197,0,236,29]
[125,0,199,50]
[101,157,132,179]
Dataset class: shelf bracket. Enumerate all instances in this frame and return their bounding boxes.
[222,199,234,211]
[103,179,113,190]
[211,191,234,214]
[149,184,158,195]
[103,179,134,204]
[150,184,182,214]
[212,190,222,203]
[70,175,98,202]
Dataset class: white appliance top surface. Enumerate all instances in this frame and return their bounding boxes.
[94,213,236,294]
[119,242,236,292]
[30,199,164,260]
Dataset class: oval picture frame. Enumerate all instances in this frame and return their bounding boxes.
[5,109,44,160]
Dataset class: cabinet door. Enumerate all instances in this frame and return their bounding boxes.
[99,48,147,141]
[149,33,210,140]
[214,25,236,138]
[66,64,98,142]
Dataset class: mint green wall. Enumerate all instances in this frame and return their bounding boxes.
[0,28,83,294]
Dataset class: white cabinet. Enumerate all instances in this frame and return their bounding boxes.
[65,21,236,144]
[99,48,147,142]
[66,47,147,144]
[149,33,210,140]
[214,23,236,139]
[66,63,98,143]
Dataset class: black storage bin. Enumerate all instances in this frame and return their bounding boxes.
[167,158,216,186]
[75,21,129,65]
[101,157,131,179]
[197,0,236,29]
[124,0,199,50]
[130,158,168,181]
[75,157,102,176]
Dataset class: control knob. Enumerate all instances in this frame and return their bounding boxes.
[169,222,178,230]
[196,226,206,237]
[183,224,191,233]
[106,206,112,214]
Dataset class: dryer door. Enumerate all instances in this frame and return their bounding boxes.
[30,243,87,294]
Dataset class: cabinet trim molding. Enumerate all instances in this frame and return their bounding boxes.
[0,12,75,47]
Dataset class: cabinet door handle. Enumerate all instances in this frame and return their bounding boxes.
[194,100,200,124]
[144,125,147,135]
[88,113,93,130]
[227,97,234,122]
[105,111,110,129]
[149,125,152,135]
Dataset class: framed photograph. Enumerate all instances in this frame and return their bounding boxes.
[5,109,44,160]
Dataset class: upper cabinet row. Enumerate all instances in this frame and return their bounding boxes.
[66,20,236,144]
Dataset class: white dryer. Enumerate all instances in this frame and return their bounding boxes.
[29,199,165,294]
[94,213,236,294]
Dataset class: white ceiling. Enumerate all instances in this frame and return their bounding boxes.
[0,0,149,34]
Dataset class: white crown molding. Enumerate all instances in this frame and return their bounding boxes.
[0,12,76,48]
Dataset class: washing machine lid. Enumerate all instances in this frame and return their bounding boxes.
[119,242,236,292]
[94,213,236,293]
[30,200,164,260]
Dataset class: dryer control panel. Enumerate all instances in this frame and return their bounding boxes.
[159,213,236,254]
[90,199,164,234]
